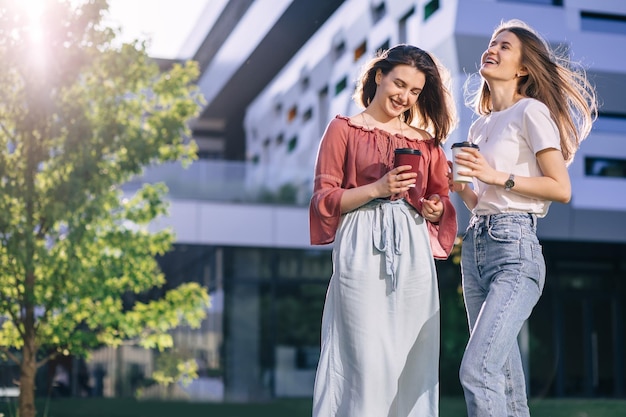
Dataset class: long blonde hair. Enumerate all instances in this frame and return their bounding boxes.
[466,19,597,165]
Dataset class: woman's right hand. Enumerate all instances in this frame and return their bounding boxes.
[377,165,417,198]
[340,166,417,214]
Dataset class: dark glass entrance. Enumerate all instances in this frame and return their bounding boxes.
[554,290,623,397]
[530,242,626,399]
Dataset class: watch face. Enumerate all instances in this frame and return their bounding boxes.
[505,179,514,189]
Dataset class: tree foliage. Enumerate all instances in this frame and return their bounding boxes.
[0,1,209,415]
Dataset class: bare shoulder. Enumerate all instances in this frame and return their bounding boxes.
[405,125,433,141]
[347,113,368,129]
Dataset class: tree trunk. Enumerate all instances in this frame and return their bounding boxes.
[19,334,37,417]
[20,268,38,417]
[21,119,39,417]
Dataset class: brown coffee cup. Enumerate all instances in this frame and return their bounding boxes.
[394,148,422,175]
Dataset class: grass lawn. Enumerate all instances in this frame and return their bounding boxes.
[1,396,624,417]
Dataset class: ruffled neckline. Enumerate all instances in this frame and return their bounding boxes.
[336,114,435,143]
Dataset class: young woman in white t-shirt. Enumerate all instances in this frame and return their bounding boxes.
[449,19,597,417]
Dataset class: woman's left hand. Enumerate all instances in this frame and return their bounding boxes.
[421,194,443,222]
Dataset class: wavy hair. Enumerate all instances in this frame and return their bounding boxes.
[353,44,457,145]
[466,19,597,165]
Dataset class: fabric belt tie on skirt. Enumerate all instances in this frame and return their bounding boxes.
[370,199,407,292]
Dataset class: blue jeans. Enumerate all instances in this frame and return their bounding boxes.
[459,213,546,417]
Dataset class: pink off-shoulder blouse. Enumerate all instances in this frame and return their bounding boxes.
[309,115,457,260]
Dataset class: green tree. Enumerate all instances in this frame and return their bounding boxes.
[150,348,199,399]
[0,1,209,416]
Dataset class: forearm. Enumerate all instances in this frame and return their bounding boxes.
[339,183,380,213]
[489,171,571,203]
[489,149,571,203]
[458,186,478,211]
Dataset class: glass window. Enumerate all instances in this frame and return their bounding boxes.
[287,136,297,153]
[593,113,626,133]
[302,107,313,123]
[354,41,367,62]
[424,0,439,20]
[333,40,346,60]
[398,7,415,43]
[581,11,626,35]
[500,0,562,5]
[335,76,347,96]
[287,105,297,122]
[377,39,390,55]
[300,76,309,91]
[371,2,386,24]
[585,157,626,178]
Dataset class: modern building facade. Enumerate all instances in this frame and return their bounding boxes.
[94,0,626,402]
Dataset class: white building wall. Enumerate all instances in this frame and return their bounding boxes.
[149,199,315,249]
[240,0,626,244]
[136,0,626,249]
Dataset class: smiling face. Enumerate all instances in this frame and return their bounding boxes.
[480,30,527,83]
[373,64,425,118]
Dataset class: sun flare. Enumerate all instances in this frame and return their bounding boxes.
[16,0,46,42]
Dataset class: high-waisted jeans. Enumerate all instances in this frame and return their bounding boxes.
[459,213,546,417]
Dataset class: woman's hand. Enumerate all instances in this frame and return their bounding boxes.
[448,149,486,210]
[447,161,466,193]
[454,148,498,185]
[339,165,417,214]
[421,194,443,222]
[375,165,417,198]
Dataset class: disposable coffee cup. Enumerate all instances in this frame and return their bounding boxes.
[451,142,480,183]
[394,148,422,188]
[394,148,422,174]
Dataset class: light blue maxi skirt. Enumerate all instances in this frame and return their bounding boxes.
[312,199,440,417]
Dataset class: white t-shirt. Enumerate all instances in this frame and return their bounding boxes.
[468,98,561,218]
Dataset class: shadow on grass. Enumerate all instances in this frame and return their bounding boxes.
[1,396,624,417]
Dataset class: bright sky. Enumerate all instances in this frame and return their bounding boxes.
[106,0,209,59]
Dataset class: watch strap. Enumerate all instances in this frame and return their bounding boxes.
[504,173,515,191]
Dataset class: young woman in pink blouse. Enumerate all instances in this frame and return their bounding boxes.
[309,44,458,417]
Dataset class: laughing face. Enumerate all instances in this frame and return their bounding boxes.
[480,30,526,82]
[373,64,425,118]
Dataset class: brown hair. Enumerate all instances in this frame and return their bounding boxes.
[466,19,597,165]
[353,44,457,145]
